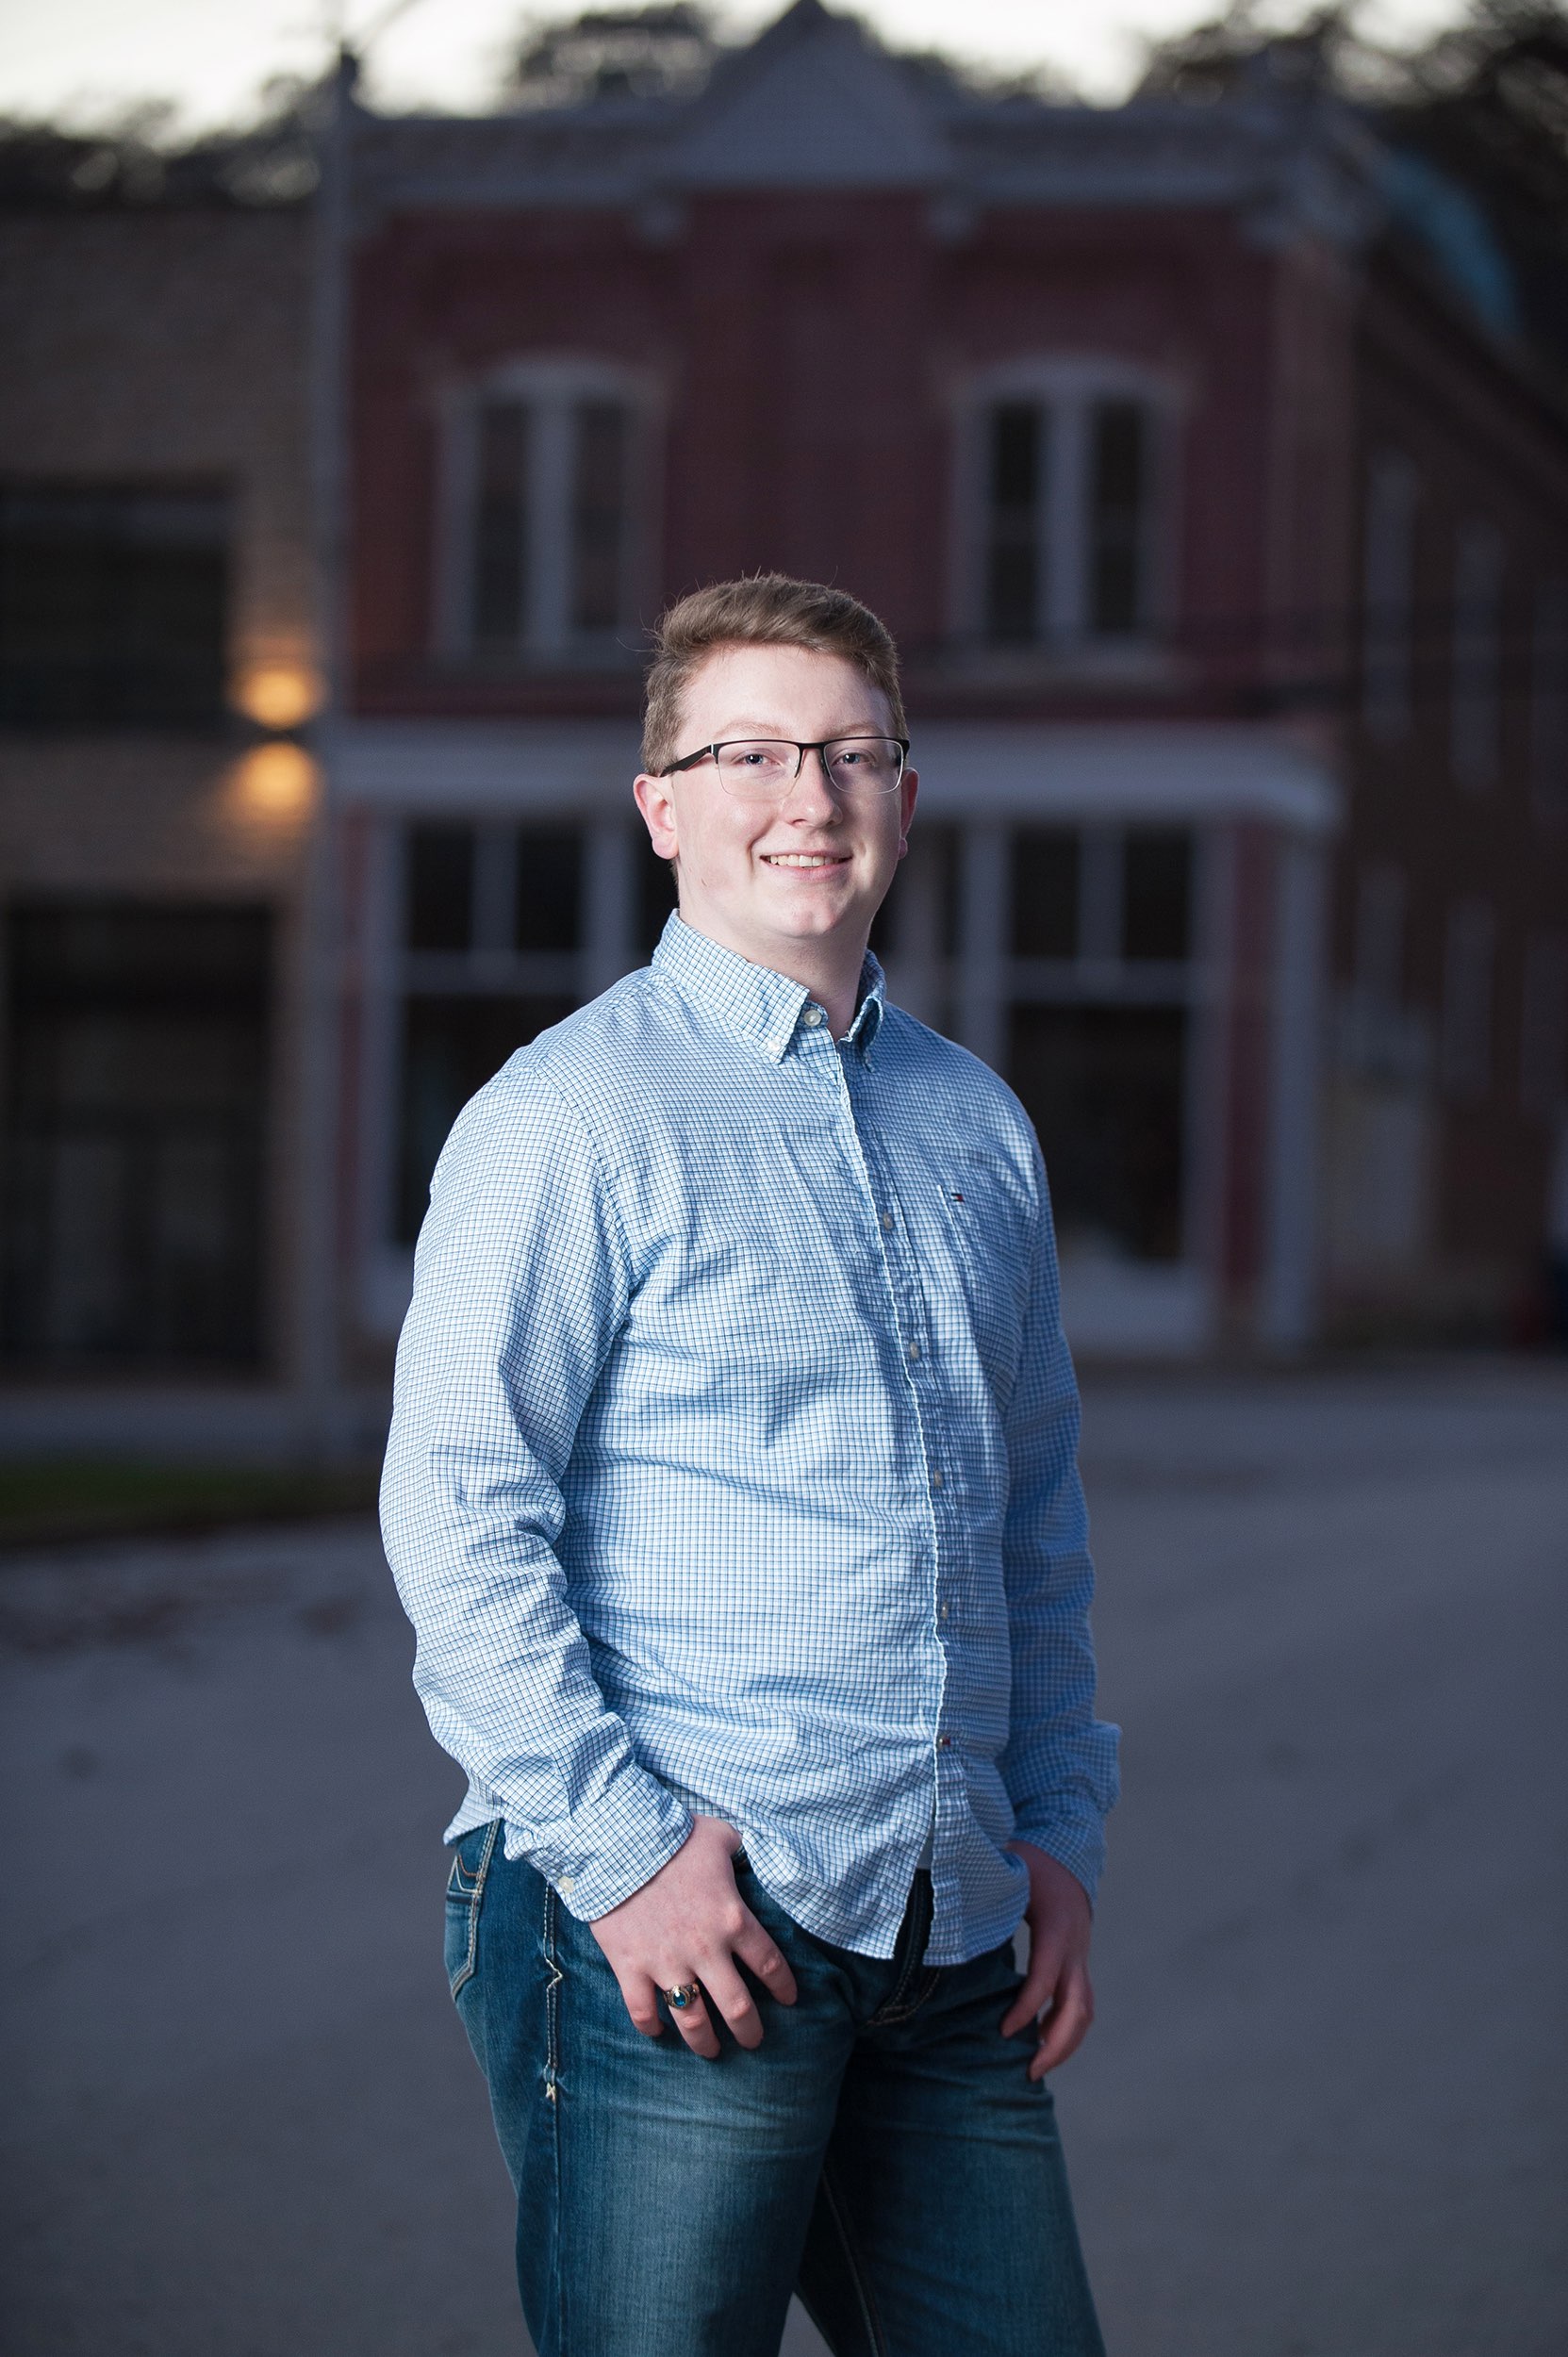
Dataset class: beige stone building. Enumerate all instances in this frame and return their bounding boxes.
[0,178,340,1449]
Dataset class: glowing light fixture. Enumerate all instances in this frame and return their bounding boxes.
[233,742,319,821]
[236,661,322,732]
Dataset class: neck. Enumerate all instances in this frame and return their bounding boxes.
[680,910,868,1039]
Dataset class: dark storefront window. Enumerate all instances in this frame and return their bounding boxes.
[0,484,228,727]
[516,826,585,954]
[394,821,586,1241]
[404,823,476,951]
[396,993,574,1241]
[1122,830,1192,962]
[1008,1004,1187,1263]
[1013,831,1080,959]
[1005,825,1196,1262]
[0,902,271,1366]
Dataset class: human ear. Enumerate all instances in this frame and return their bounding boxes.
[634,771,679,862]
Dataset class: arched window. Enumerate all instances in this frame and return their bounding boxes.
[954,360,1177,651]
[437,359,656,663]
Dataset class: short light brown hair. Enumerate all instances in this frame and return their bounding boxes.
[641,574,907,775]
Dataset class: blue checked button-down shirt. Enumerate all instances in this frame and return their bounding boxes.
[382,915,1119,1967]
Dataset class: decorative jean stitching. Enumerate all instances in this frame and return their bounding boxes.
[542,1880,567,2357]
[448,1817,500,1999]
[817,2161,887,2357]
[865,1877,935,2028]
[542,1881,563,2104]
[866,1967,942,2029]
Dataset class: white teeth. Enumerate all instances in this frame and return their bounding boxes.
[764,854,841,868]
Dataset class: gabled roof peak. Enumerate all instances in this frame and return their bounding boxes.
[670,0,952,190]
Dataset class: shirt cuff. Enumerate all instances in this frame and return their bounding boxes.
[1007,1807,1105,1908]
[520,1771,694,1920]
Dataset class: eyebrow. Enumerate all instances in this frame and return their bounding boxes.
[699,717,886,740]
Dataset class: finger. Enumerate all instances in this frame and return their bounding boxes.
[699,1958,767,2050]
[663,1985,721,2060]
[617,1970,666,2040]
[733,1921,799,2006]
[1029,1968,1095,2081]
[999,1946,1063,2039]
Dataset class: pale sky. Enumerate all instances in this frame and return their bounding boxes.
[0,0,1470,128]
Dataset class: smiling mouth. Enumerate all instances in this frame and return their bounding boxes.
[760,852,850,869]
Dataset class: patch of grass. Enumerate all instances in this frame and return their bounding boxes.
[0,1459,382,1550]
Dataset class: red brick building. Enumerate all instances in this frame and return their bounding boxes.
[325,0,1565,1371]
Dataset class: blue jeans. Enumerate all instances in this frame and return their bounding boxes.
[445,1824,1105,2357]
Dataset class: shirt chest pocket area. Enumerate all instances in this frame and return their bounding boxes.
[924,1161,1033,1373]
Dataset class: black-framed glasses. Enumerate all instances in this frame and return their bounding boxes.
[664,735,910,801]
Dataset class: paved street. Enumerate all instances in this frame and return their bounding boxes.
[2,1363,1564,2356]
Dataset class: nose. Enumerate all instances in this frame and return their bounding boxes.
[781,745,839,817]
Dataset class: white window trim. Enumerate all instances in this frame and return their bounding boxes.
[949,357,1181,657]
[434,356,660,665]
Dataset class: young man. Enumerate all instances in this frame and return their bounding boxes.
[382,576,1118,2357]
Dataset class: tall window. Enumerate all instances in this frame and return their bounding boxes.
[1451,519,1503,790]
[395,819,586,1239]
[1520,933,1568,1120]
[0,903,271,1365]
[1532,578,1567,815]
[0,483,228,727]
[1006,825,1195,1263]
[1442,898,1495,1100]
[1354,864,1406,1013]
[1362,453,1418,740]
[443,366,648,663]
[966,370,1166,649]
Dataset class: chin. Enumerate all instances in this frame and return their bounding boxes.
[767,898,861,939]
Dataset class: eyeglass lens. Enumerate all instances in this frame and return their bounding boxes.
[715,739,904,798]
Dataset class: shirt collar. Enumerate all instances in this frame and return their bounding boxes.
[652,914,885,1063]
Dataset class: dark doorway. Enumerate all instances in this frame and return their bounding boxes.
[0,902,272,1369]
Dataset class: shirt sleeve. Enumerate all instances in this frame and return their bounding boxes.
[379,1060,693,1919]
[996,1144,1121,1904]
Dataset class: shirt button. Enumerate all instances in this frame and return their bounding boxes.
[936,1735,951,1750]
[931,1468,943,1490]
[881,1211,894,1231]
[557,1875,576,1897]
[939,1602,950,1621]
[907,1341,920,1362]
[803,1005,824,1028]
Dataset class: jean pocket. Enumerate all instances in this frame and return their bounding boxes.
[443,1819,500,1999]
